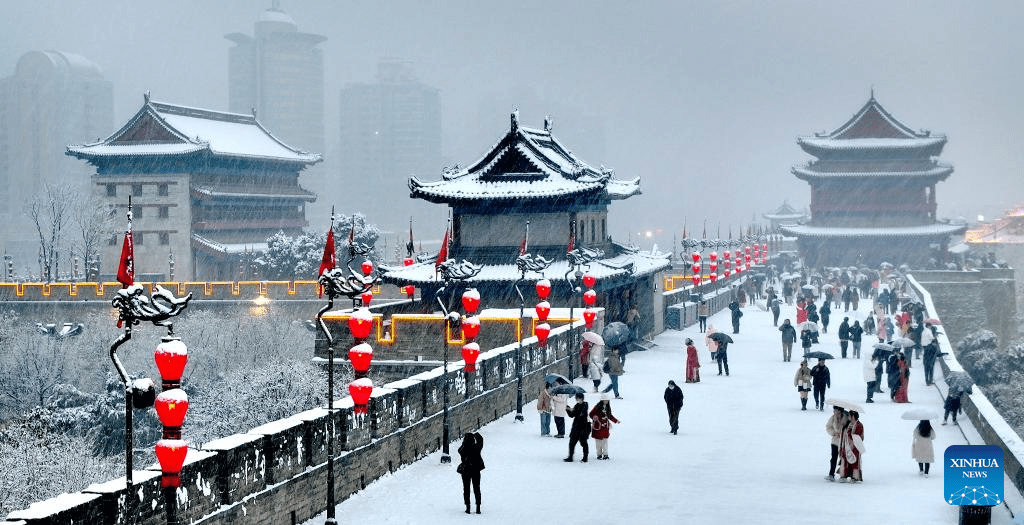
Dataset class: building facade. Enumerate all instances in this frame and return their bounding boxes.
[781,95,965,267]
[338,59,442,233]
[66,95,320,280]
[0,50,113,272]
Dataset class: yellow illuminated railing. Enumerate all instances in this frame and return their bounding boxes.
[0,280,386,301]
[319,312,581,347]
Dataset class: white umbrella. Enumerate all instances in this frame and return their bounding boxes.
[901,409,941,421]
[582,331,604,345]
[824,398,864,413]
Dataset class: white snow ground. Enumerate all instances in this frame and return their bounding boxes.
[305,297,1023,525]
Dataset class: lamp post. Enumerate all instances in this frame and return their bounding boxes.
[110,284,191,525]
[434,258,482,462]
[513,248,553,422]
[566,244,601,379]
[315,215,379,525]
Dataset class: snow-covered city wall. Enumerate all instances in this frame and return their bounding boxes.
[2,320,585,525]
[907,274,1024,495]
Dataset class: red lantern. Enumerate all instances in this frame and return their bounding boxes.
[745,254,751,262]
[154,338,188,387]
[709,273,718,283]
[403,257,415,266]
[461,342,480,372]
[348,308,374,340]
[462,316,481,339]
[692,264,701,274]
[361,291,373,306]
[348,342,373,376]
[535,301,551,321]
[534,323,551,346]
[583,289,597,306]
[583,308,597,328]
[535,279,552,300]
[745,246,751,255]
[709,262,718,272]
[724,260,732,269]
[155,439,188,488]
[735,265,742,274]
[349,378,373,413]
[746,262,752,270]
[461,288,481,314]
[361,260,374,276]
[709,251,718,261]
[724,269,732,278]
[691,275,700,286]
[155,388,189,430]
[691,252,701,263]
[404,284,415,297]
[582,273,596,288]
[761,243,767,251]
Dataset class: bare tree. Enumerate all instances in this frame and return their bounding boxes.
[72,198,116,281]
[25,184,75,282]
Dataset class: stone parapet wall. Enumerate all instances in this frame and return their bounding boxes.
[912,269,1016,347]
[4,322,583,525]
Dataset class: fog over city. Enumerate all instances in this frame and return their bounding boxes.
[3,0,1023,247]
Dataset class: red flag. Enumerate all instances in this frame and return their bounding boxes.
[567,220,575,254]
[519,238,527,256]
[319,228,336,277]
[435,227,450,269]
[116,230,134,287]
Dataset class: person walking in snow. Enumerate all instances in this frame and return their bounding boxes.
[862,313,875,335]
[849,320,864,359]
[537,383,553,436]
[588,343,605,393]
[685,338,701,383]
[810,358,831,411]
[894,353,911,403]
[794,359,813,411]
[589,394,620,459]
[729,300,742,334]
[602,347,625,398]
[564,393,590,462]
[664,380,684,434]
[552,392,568,438]
[715,337,731,376]
[837,317,851,358]
[780,319,797,362]
[863,351,877,403]
[943,391,962,425]
[800,328,814,358]
[820,301,831,334]
[698,300,710,332]
[921,322,939,385]
[825,406,847,482]
[912,420,935,476]
[886,353,901,401]
[837,410,864,483]
[457,432,484,514]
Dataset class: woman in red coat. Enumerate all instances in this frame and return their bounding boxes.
[894,353,911,403]
[590,395,621,460]
[796,299,808,324]
[838,410,865,482]
[685,338,701,383]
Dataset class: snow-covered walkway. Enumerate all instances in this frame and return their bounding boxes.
[306,297,1022,524]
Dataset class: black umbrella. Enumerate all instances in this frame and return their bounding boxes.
[709,332,734,344]
[545,373,570,386]
[549,384,586,396]
[871,348,893,360]
[804,351,834,360]
[946,371,975,395]
[602,322,631,348]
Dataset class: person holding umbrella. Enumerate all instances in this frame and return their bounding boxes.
[810,358,831,411]
[837,410,864,483]
[684,338,701,383]
[588,341,605,393]
[564,392,590,463]
[800,328,814,358]
[779,319,797,362]
[794,359,812,410]
[711,332,733,376]
[551,390,568,438]
[824,405,847,482]
[664,380,684,434]
[589,394,620,459]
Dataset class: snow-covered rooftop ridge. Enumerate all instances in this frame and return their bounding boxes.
[780,222,967,238]
[191,234,268,255]
[792,164,954,179]
[797,136,947,150]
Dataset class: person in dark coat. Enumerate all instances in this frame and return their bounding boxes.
[819,302,831,334]
[842,286,853,312]
[715,337,731,376]
[800,328,814,358]
[729,300,742,334]
[922,323,939,385]
[664,380,684,434]
[779,319,797,362]
[886,353,902,400]
[770,296,781,327]
[943,392,962,425]
[564,393,590,462]
[807,304,820,343]
[863,314,875,335]
[849,320,864,359]
[837,317,851,359]
[810,358,831,411]
[457,432,484,514]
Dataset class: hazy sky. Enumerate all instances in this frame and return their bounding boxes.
[4,0,1023,248]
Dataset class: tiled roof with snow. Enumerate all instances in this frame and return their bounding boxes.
[381,248,670,285]
[780,222,967,239]
[191,234,268,255]
[409,113,640,203]
[67,97,321,164]
[191,184,316,201]
[796,96,947,156]
[792,164,953,180]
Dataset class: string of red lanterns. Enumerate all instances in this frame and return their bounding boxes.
[347,307,375,413]
[461,288,482,372]
[153,336,189,490]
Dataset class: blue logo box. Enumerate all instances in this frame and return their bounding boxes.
[945,445,1004,506]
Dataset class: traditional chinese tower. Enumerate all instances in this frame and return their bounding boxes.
[781,94,965,267]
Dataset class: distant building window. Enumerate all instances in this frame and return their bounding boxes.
[159,232,169,245]
[106,184,116,197]
[108,234,117,246]
[134,206,142,219]
[159,206,169,219]
[158,184,169,196]
[132,184,143,197]
[580,220,586,243]
[601,218,606,241]
[135,233,143,245]
[591,220,596,243]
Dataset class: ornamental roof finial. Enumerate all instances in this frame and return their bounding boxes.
[543,115,553,132]
[511,108,519,133]
[144,91,151,104]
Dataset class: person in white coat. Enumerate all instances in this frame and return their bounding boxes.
[863,351,878,403]
[551,393,568,438]
[912,420,936,476]
[588,344,606,392]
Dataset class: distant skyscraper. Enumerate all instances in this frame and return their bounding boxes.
[338,59,442,232]
[225,2,325,158]
[0,50,113,270]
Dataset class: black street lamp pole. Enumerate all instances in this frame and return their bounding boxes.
[566,245,600,379]
[513,242,553,422]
